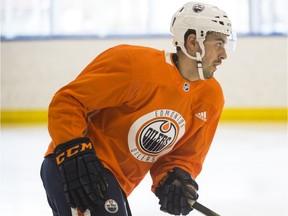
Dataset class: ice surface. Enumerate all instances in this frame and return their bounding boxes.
[1,123,287,215]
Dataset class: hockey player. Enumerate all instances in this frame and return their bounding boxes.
[40,2,236,215]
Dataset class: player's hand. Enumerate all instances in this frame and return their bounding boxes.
[53,137,108,212]
[155,167,199,215]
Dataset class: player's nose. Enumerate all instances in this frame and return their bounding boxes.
[220,48,227,60]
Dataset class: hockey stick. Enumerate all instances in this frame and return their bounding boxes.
[188,200,221,216]
[71,208,91,216]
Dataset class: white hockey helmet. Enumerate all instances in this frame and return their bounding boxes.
[170,2,236,59]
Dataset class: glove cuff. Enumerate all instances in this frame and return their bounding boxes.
[54,137,94,165]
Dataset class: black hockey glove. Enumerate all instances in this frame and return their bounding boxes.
[155,167,199,215]
[53,137,108,212]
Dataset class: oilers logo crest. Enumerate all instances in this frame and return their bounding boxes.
[128,109,185,163]
[104,199,118,213]
[192,4,205,13]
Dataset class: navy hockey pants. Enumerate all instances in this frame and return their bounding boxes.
[40,156,132,216]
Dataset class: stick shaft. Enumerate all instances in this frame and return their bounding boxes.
[193,202,221,216]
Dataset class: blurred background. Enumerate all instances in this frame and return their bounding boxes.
[1,0,287,215]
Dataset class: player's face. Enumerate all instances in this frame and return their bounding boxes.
[201,33,228,79]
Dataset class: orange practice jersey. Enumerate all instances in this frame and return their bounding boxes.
[46,44,224,196]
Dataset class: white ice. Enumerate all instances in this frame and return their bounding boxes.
[0,123,287,216]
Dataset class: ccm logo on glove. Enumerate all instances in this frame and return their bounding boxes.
[55,139,93,165]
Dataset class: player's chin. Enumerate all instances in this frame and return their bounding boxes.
[204,69,215,79]
[205,74,214,79]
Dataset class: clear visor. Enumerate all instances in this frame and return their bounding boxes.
[226,31,237,51]
[203,30,237,52]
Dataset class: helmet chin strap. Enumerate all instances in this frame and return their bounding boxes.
[196,52,205,80]
[180,41,206,80]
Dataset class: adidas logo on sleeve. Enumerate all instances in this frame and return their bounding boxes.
[195,111,207,121]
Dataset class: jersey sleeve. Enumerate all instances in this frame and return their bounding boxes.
[150,107,222,192]
[48,45,135,147]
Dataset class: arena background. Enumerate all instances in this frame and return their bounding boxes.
[1,1,287,215]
